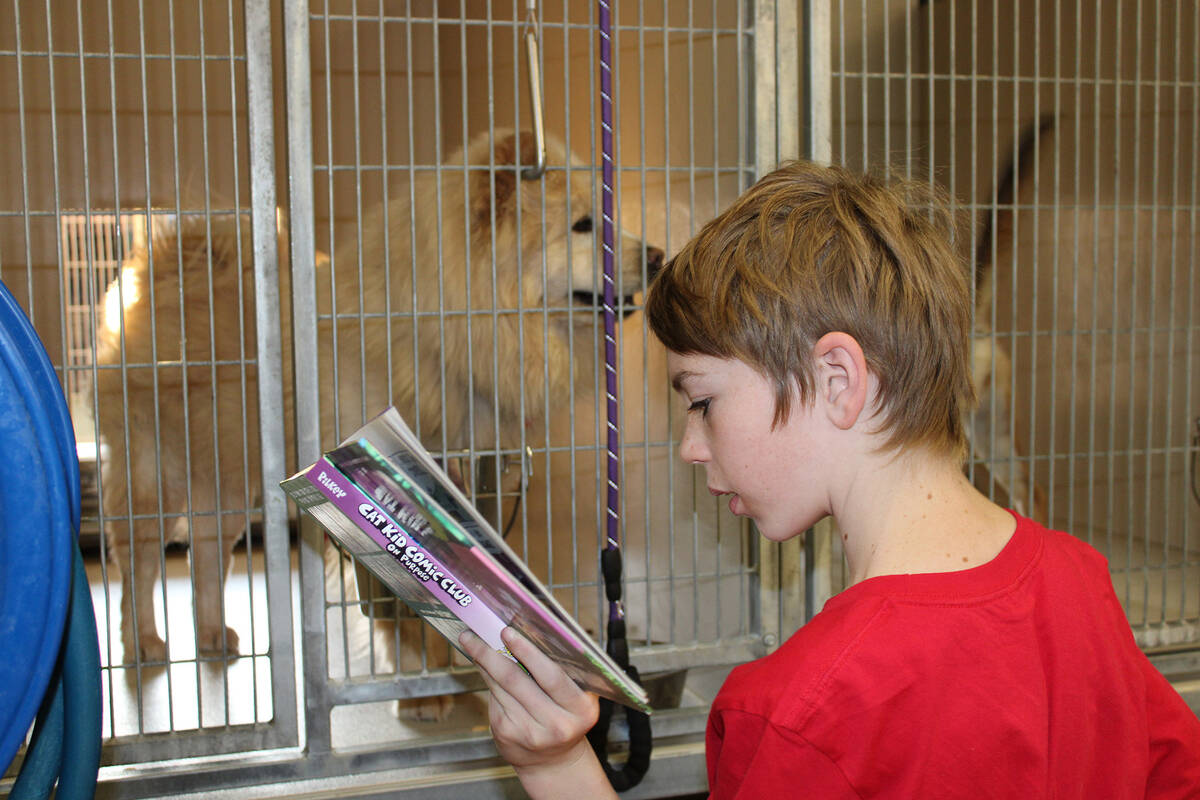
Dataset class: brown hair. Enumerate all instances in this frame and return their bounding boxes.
[645,160,975,458]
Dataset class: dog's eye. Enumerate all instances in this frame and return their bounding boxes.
[571,215,593,234]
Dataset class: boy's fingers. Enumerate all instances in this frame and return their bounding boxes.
[460,630,539,698]
[460,631,522,685]
[458,629,492,664]
[462,628,592,717]
[460,632,536,716]
[500,627,593,712]
[461,631,591,751]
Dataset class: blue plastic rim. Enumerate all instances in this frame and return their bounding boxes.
[0,281,81,529]
[0,279,77,775]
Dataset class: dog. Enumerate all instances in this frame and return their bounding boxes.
[95,212,273,666]
[968,116,1053,522]
[319,129,663,720]
[93,129,663,722]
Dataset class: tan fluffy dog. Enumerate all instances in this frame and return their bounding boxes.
[96,213,269,664]
[95,130,663,722]
[318,130,662,453]
[321,129,663,719]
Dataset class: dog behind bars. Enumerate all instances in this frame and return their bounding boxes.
[94,129,664,722]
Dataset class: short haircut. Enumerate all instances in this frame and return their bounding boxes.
[644,160,976,459]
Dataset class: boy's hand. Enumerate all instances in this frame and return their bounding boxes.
[460,627,617,799]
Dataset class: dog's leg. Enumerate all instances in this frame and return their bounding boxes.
[113,520,169,664]
[188,516,241,657]
[394,614,456,722]
[104,448,171,664]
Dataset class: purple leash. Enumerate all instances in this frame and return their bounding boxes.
[599,0,621,599]
[585,1,652,790]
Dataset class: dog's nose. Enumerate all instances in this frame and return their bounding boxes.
[644,245,665,279]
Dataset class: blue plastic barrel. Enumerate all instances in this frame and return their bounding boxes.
[0,278,101,799]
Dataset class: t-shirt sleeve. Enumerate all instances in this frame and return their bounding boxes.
[1141,658,1200,798]
[706,709,860,799]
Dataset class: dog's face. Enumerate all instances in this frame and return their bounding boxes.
[466,131,664,327]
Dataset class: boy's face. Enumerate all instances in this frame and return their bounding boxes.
[667,351,829,542]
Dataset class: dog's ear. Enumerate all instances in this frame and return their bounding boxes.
[470,131,540,229]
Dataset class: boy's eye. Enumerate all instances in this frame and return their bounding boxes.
[571,215,593,233]
[687,398,711,417]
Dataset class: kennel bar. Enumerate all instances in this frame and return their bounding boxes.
[280,0,330,762]
[245,0,300,755]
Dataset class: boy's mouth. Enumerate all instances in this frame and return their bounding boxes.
[709,486,744,516]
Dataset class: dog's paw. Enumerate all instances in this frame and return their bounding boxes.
[196,625,240,658]
[124,632,168,665]
[394,694,455,722]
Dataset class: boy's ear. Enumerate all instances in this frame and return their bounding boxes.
[812,332,869,430]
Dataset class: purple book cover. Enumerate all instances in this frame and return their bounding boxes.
[282,410,650,713]
[301,457,514,662]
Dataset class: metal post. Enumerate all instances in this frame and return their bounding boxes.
[279,0,330,756]
[245,0,298,749]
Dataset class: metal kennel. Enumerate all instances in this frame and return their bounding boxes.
[0,1,1195,798]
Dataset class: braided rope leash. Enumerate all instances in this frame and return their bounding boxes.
[584,1,652,790]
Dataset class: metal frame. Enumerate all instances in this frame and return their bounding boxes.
[0,0,296,781]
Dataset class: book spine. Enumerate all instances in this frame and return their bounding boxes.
[304,456,514,661]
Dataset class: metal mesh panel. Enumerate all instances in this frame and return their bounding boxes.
[825,0,1199,648]
[0,0,295,770]
[2,0,776,793]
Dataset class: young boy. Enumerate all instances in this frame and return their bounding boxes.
[460,161,1200,798]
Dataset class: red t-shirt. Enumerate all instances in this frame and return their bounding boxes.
[706,514,1200,798]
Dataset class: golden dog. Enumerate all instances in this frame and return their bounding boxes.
[95,213,269,665]
[94,129,663,723]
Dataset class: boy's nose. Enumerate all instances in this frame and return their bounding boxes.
[678,423,708,465]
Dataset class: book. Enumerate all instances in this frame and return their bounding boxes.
[280,406,651,714]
